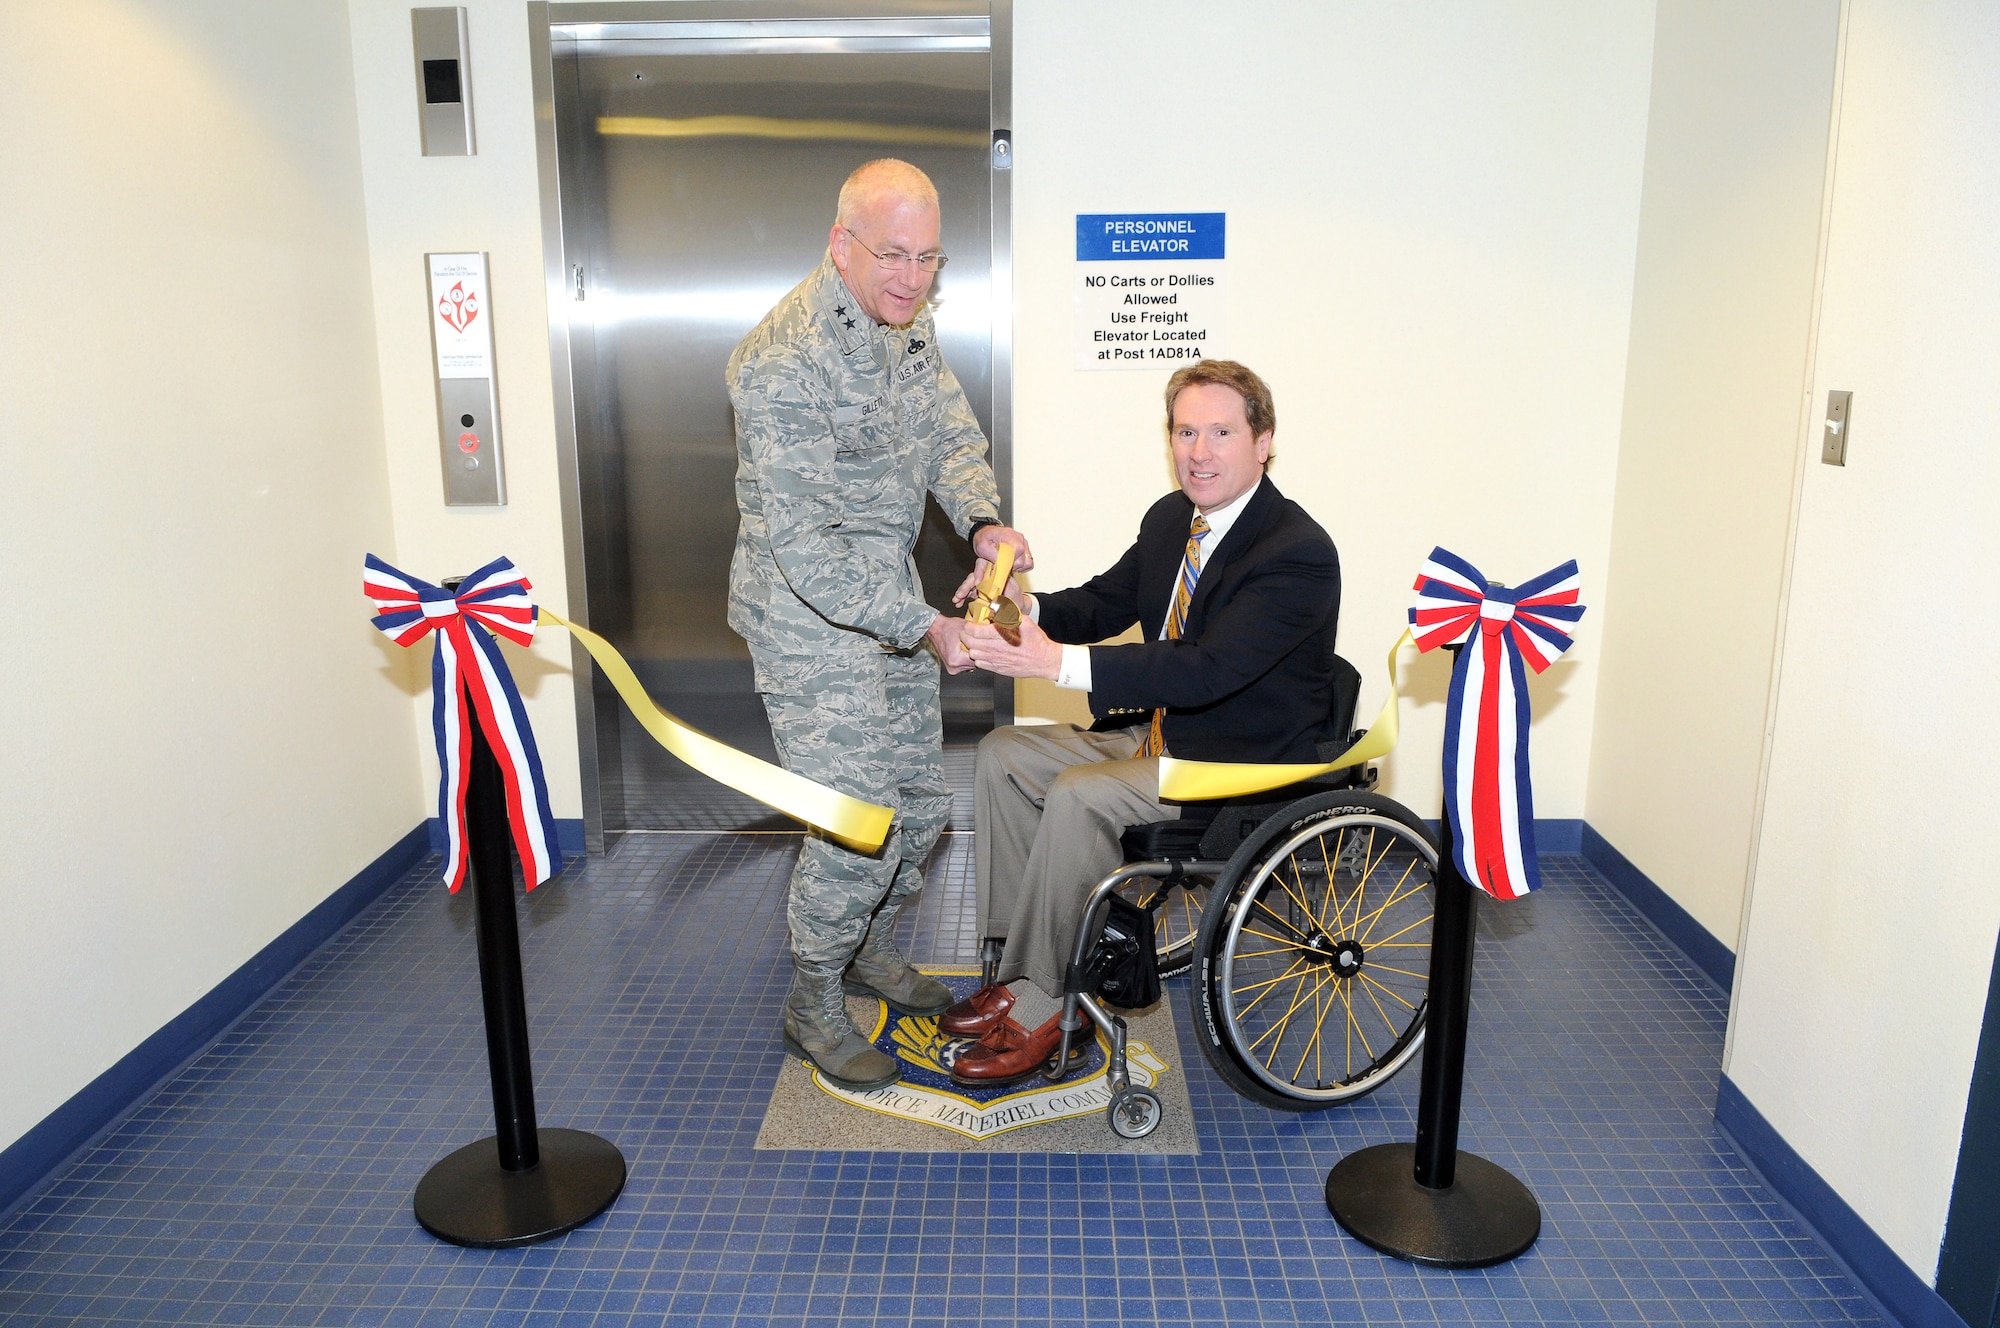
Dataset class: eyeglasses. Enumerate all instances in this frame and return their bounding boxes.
[841,227,949,273]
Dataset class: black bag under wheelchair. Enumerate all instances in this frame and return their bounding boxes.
[1081,892,1162,1010]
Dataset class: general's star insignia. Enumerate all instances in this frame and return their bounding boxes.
[843,317,856,328]
[835,305,847,317]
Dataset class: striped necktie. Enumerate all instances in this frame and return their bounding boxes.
[1139,512,1210,758]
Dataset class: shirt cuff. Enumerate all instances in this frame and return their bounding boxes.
[1056,644,1092,691]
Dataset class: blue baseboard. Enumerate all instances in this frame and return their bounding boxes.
[1418,817,1583,853]
[1716,1075,1967,1328]
[427,817,586,855]
[1580,823,1735,991]
[1537,817,1583,854]
[0,822,432,1221]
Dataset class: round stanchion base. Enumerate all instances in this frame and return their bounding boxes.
[1325,1143,1540,1269]
[414,1129,626,1249]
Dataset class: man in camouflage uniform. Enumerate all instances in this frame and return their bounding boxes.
[727,159,1032,1090]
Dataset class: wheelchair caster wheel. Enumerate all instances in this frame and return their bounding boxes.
[1107,1087,1162,1139]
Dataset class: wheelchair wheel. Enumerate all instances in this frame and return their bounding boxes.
[1190,791,1436,1111]
[1107,1087,1163,1139]
[1115,876,1210,979]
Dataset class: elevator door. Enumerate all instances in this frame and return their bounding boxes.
[546,12,1002,839]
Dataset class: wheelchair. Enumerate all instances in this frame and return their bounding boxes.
[977,655,1441,1140]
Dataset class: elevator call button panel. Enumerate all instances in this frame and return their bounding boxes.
[427,252,504,506]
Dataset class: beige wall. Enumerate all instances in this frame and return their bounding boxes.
[1585,0,1841,951]
[346,0,585,816]
[1725,0,2000,1278]
[0,2,422,1154]
[1010,1,1656,817]
[341,0,1655,821]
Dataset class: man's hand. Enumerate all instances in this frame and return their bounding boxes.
[952,567,1027,611]
[962,613,1063,680]
[926,614,976,674]
[971,525,1033,572]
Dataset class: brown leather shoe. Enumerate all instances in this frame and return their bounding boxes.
[949,1014,1087,1087]
[938,982,1016,1039]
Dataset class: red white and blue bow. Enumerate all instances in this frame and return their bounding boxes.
[1409,548,1585,900]
[364,555,564,893]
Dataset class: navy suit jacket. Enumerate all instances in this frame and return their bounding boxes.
[1035,476,1341,764]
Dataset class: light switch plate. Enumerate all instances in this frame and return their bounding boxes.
[1822,390,1852,466]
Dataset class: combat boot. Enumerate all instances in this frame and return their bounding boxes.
[842,904,953,1016]
[783,960,901,1091]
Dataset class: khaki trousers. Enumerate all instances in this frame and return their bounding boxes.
[975,723,1177,997]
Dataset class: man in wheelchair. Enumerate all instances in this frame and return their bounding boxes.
[955,359,1342,1085]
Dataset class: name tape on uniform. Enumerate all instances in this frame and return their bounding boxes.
[1073,212,1226,372]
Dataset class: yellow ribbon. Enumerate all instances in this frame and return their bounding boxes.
[1156,629,1414,802]
[538,610,895,854]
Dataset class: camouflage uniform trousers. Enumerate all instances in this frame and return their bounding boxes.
[757,644,952,968]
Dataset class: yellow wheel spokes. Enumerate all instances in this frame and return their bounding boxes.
[1247,827,1408,1089]
[1368,912,1435,947]
[1234,934,1327,960]
[1239,919,1313,951]
[1295,972,1330,1085]
[1246,964,1335,1059]
[1267,862,1321,927]
[1358,970,1401,1039]
[1230,955,1313,1021]
[1352,860,1427,941]
[1311,829,1350,935]
[1246,894,1312,941]
[1357,970,1419,1011]
[1339,986,1378,1066]
[1212,810,1440,1103]
[1319,831,1346,934]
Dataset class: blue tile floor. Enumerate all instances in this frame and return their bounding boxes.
[0,825,1884,1326]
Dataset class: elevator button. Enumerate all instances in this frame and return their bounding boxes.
[458,431,481,453]
[460,413,475,427]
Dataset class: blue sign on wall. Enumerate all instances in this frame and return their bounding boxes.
[1076,212,1225,262]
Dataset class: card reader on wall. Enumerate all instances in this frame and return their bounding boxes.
[427,253,504,506]
[412,7,474,156]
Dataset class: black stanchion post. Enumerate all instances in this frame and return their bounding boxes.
[465,691,540,1172]
[1412,819,1477,1191]
[412,670,626,1248]
[1322,795,1541,1268]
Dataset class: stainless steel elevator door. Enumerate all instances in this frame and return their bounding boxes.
[551,23,996,832]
